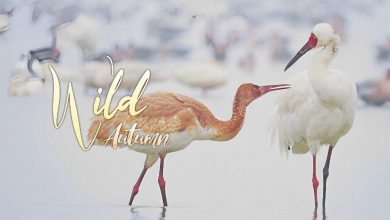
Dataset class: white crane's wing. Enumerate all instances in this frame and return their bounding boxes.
[272,71,316,155]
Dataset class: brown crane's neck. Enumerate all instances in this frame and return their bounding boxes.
[212,92,247,141]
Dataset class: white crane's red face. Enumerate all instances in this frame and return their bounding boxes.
[284,23,339,71]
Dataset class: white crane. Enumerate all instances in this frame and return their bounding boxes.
[8,55,43,96]
[273,23,357,214]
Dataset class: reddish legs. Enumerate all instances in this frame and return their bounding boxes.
[158,154,168,206]
[312,154,319,217]
[129,167,148,206]
[322,146,333,209]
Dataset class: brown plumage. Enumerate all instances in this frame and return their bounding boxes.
[87,83,289,206]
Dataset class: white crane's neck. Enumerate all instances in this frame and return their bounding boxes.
[309,43,337,72]
[308,42,344,108]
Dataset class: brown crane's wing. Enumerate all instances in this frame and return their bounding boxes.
[88,92,215,147]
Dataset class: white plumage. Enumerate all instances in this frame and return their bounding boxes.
[0,14,10,34]
[275,69,357,154]
[8,76,43,96]
[8,56,43,96]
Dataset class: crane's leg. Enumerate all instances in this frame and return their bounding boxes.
[322,146,333,209]
[129,167,148,206]
[129,154,158,206]
[312,155,319,210]
[158,154,168,206]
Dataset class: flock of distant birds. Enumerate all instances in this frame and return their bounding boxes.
[5,10,390,108]
[8,53,228,96]
[5,14,231,97]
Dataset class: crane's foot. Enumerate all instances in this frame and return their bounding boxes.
[322,207,327,220]
[313,207,318,219]
[129,185,138,206]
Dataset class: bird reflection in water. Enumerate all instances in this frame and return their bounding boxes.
[130,206,166,220]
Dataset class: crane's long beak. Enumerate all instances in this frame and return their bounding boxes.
[284,41,314,71]
[261,84,290,94]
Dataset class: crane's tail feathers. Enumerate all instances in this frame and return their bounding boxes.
[268,113,290,157]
